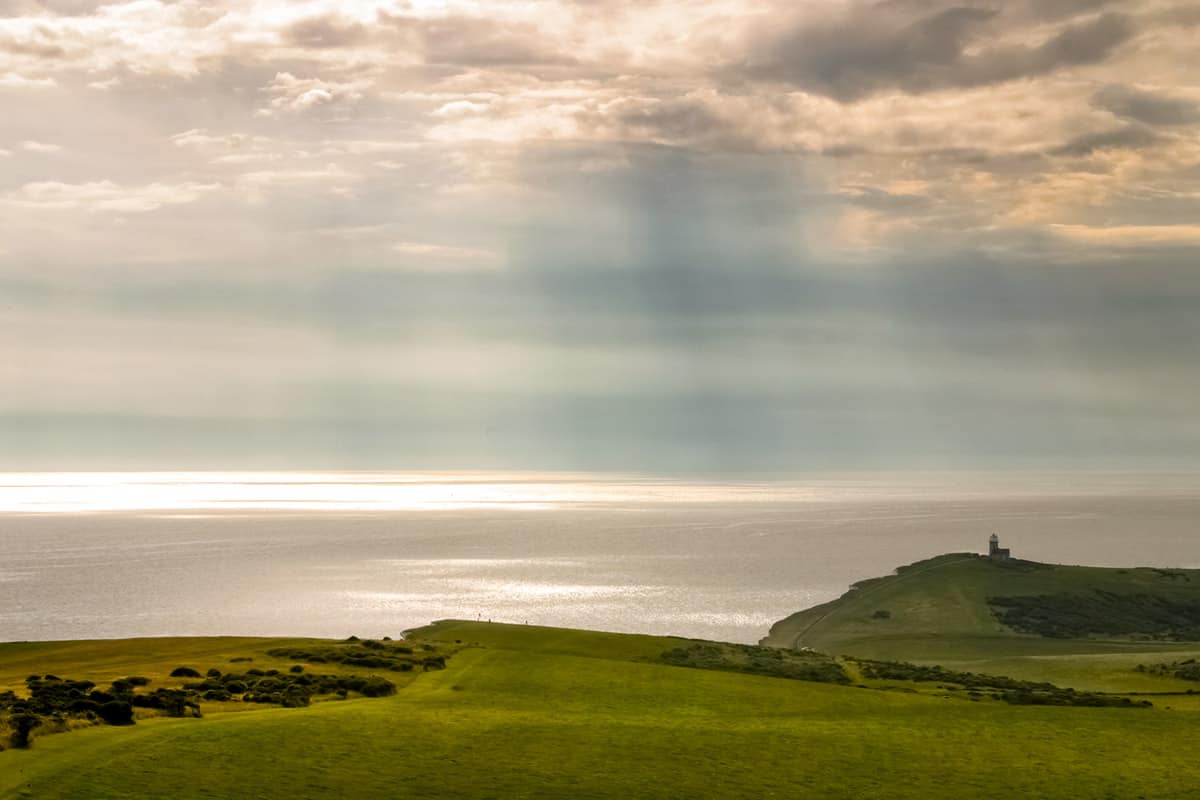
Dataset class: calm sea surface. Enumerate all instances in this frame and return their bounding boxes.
[2,472,1198,644]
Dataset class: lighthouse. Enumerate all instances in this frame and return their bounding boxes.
[988,533,1011,561]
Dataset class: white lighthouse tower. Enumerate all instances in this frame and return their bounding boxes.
[988,533,1011,561]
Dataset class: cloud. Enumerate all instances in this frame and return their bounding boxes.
[1050,223,1200,246]
[1092,84,1200,126]
[282,15,370,49]
[0,0,1198,473]
[4,180,218,212]
[87,75,120,90]
[0,1,228,78]
[413,15,576,70]
[1048,124,1161,156]
[739,4,1136,100]
[0,70,54,87]
[20,139,62,153]
[232,163,357,203]
[391,241,504,271]
[257,71,365,116]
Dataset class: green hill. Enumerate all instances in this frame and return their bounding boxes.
[762,554,1200,668]
[3,622,1200,799]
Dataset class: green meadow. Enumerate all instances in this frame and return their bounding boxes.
[3,620,1199,799]
[763,554,1200,670]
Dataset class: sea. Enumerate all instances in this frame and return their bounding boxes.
[2,471,1198,644]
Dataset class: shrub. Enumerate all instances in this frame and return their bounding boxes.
[357,677,397,698]
[67,699,100,715]
[9,712,42,748]
[169,667,202,678]
[990,591,1200,640]
[97,701,134,726]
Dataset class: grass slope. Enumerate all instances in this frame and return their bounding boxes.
[0,638,335,694]
[762,554,1200,661]
[3,622,1200,799]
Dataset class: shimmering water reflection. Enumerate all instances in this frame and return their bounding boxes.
[1,472,1198,643]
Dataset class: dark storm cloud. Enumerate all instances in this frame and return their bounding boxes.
[1092,84,1200,127]
[740,3,1135,100]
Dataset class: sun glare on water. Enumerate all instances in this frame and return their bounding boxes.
[0,472,815,514]
[0,471,1175,514]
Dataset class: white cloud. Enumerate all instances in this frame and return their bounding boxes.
[5,180,219,213]
[258,72,366,116]
[432,100,491,118]
[170,129,274,151]
[320,140,418,156]
[391,241,504,270]
[171,129,227,148]
[20,140,63,153]
[0,72,56,89]
[0,0,1195,266]
[87,76,122,91]
[232,163,358,203]
[1049,223,1200,246]
[0,1,228,78]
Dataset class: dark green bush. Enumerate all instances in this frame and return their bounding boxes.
[358,677,397,698]
[9,712,42,748]
[659,642,848,684]
[852,658,1150,708]
[97,701,134,726]
[991,591,1200,640]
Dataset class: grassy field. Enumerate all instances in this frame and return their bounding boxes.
[762,554,1200,668]
[3,621,1199,799]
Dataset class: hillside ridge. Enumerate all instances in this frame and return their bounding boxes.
[761,553,1200,660]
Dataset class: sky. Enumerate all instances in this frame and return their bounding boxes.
[1,0,1199,473]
